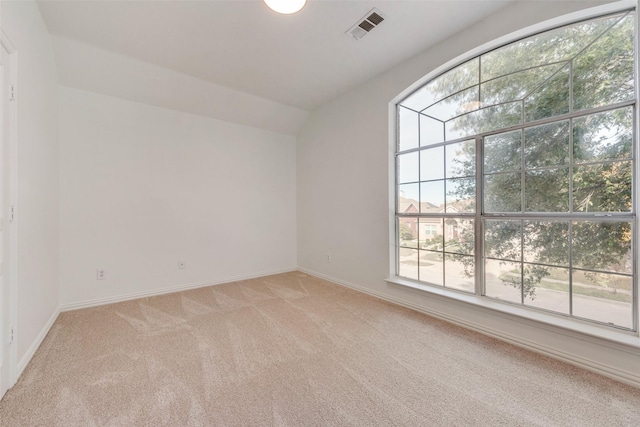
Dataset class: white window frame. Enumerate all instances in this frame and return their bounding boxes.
[387,0,640,347]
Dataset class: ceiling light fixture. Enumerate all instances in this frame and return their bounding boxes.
[264,0,307,15]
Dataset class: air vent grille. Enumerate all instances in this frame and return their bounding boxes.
[358,20,375,32]
[367,12,384,26]
[346,8,387,40]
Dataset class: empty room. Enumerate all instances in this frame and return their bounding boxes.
[1,0,640,425]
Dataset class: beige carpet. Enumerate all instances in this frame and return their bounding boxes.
[1,272,639,426]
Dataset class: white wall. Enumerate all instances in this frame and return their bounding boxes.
[50,35,309,136]
[297,0,640,386]
[59,87,296,307]
[1,1,60,368]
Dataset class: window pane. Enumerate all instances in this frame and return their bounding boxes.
[444,219,474,255]
[444,254,474,293]
[572,271,632,329]
[398,217,419,248]
[573,161,632,212]
[572,221,632,274]
[525,167,569,212]
[444,218,463,250]
[398,183,419,213]
[397,152,419,184]
[400,86,435,113]
[523,265,570,315]
[573,13,635,111]
[485,220,521,262]
[420,180,444,211]
[446,178,475,213]
[420,58,480,110]
[524,65,570,122]
[523,221,569,267]
[573,107,633,163]
[524,120,570,169]
[420,218,443,251]
[398,107,419,151]
[430,58,480,99]
[481,63,564,106]
[446,140,475,178]
[481,13,621,81]
[400,59,480,112]
[485,259,521,304]
[420,146,444,181]
[420,114,445,147]
[419,250,443,286]
[484,172,521,213]
[484,130,521,173]
[398,248,418,280]
[423,86,479,122]
[446,101,522,141]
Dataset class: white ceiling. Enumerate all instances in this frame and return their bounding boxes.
[37,0,514,112]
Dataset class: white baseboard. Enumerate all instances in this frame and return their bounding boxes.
[297,267,640,389]
[20,268,640,389]
[59,267,297,312]
[14,268,296,385]
[17,307,60,379]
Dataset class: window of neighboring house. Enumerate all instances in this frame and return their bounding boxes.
[395,9,637,330]
[424,224,438,237]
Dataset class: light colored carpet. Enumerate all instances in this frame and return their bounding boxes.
[1,271,639,426]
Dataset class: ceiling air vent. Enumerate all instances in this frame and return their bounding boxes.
[346,8,387,40]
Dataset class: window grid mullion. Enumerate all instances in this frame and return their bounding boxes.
[520,220,525,305]
[441,218,446,289]
[417,114,422,283]
[478,55,482,106]
[396,99,635,157]
[395,9,636,331]
[569,221,574,316]
[519,127,525,304]
[633,99,639,330]
[569,60,574,114]
[443,141,447,214]
[476,135,484,296]
[568,110,575,317]
[520,128,525,215]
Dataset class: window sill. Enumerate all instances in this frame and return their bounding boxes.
[386,276,640,350]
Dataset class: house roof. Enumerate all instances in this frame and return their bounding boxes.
[398,196,440,214]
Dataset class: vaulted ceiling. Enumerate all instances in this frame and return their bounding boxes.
[37,0,521,133]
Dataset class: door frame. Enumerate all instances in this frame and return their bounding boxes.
[0,30,18,400]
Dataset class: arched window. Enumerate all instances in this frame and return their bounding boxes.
[394,9,636,330]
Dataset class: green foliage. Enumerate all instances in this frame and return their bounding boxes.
[399,222,414,241]
[422,235,443,251]
[502,265,550,300]
[430,12,636,299]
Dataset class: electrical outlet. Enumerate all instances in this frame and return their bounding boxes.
[96,269,107,280]
[178,261,186,270]
[326,254,332,263]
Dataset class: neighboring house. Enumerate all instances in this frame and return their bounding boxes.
[398,196,472,246]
